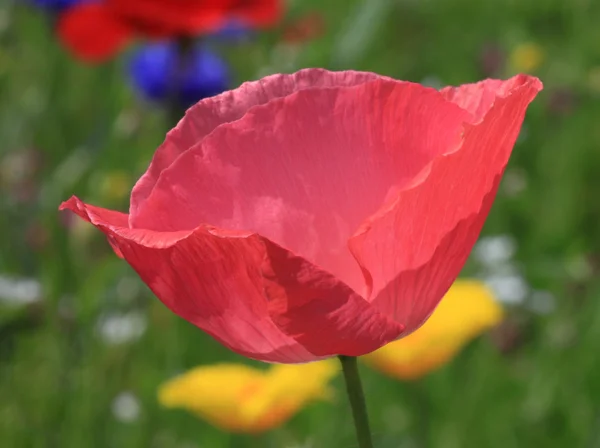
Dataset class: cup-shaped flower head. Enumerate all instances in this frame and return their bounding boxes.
[158,360,338,433]
[60,69,542,363]
[128,42,230,109]
[362,280,503,380]
[57,0,282,62]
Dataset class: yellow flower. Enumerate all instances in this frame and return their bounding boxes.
[362,280,503,380]
[509,42,544,73]
[158,360,338,433]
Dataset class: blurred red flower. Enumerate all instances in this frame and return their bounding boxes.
[58,0,282,62]
[60,69,541,363]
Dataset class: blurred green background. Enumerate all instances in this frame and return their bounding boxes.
[2,0,600,447]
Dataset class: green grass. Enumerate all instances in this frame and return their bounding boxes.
[2,0,600,447]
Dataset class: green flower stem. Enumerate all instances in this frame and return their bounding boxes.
[339,355,374,448]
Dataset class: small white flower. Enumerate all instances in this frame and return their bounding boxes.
[112,391,141,423]
[485,271,529,305]
[97,311,147,345]
[474,235,517,267]
[0,276,42,306]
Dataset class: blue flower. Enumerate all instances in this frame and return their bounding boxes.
[210,20,253,42]
[31,0,87,13]
[128,42,230,108]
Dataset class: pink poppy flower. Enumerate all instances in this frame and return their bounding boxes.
[60,69,542,363]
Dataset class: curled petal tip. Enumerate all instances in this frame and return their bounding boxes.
[58,196,91,223]
[518,74,544,94]
[59,195,80,211]
[531,76,544,91]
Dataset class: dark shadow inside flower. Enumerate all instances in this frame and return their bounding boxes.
[128,41,230,109]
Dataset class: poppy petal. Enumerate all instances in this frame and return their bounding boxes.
[60,196,402,360]
[129,69,381,220]
[350,75,542,333]
[60,196,312,362]
[130,74,470,302]
[440,76,529,121]
[57,3,133,63]
[260,239,404,356]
